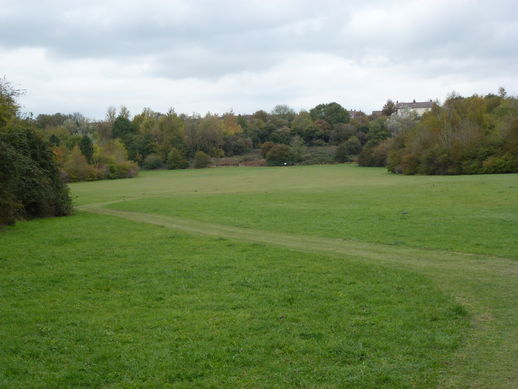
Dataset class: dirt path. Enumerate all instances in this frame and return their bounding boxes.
[80,203,518,388]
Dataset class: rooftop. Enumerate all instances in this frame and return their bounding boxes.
[395,100,433,109]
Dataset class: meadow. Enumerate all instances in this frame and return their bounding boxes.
[1,165,517,388]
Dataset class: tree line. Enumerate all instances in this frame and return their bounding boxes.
[27,88,518,179]
[34,101,395,174]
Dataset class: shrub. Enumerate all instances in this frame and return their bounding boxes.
[482,153,518,173]
[335,143,352,163]
[79,135,94,163]
[260,141,275,157]
[63,145,91,181]
[344,136,362,155]
[303,150,336,165]
[193,151,211,168]
[222,135,253,156]
[290,136,306,163]
[167,148,189,169]
[0,123,72,226]
[358,139,392,167]
[105,160,139,179]
[0,136,23,225]
[461,160,483,174]
[142,153,164,170]
[266,144,294,166]
[399,153,419,175]
[209,147,225,158]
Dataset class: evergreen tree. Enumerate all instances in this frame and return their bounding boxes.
[79,135,94,163]
[0,78,72,226]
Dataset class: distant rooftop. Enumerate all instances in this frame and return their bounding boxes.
[348,109,366,119]
[395,100,433,109]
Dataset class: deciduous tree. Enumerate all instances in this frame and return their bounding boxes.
[382,99,397,116]
[309,102,350,126]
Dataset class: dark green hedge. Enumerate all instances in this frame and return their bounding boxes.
[1,123,72,226]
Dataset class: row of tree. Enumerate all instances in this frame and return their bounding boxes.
[34,101,396,172]
[11,81,518,185]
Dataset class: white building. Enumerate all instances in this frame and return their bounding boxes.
[395,100,433,116]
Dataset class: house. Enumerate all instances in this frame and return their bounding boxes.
[395,100,433,116]
[348,110,366,120]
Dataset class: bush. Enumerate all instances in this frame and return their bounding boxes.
[482,153,518,173]
[167,148,189,169]
[300,146,336,165]
[105,161,139,179]
[266,144,294,166]
[335,143,352,163]
[142,153,164,170]
[79,135,94,163]
[222,135,253,156]
[60,140,139,181]
[358,139,392,167]
[0,123,72,226]
[260,141,275,157]
[0,137,23,225]
[344,136,362,155]
[193,151,211,168]
[63,145,91,181]
[290,136,306,163]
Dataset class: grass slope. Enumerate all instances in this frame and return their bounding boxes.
[0,213,466,388]
[2,165,517,388]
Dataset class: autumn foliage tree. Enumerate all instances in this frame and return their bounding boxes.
[387,93,518,174]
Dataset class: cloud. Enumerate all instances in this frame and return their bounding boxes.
[1,0,517,118]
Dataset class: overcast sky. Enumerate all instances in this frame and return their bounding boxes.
[1,0,517,119]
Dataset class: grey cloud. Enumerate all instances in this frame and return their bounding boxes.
[3,3,508,76]
[2,0,518,117]
[0,0,352,78]
[3,0,518,66]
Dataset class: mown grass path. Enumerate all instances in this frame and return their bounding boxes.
[79,201,518,389]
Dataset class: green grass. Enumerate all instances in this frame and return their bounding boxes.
[2,165,517,388]
[107,181,518,259]
[76,165,518,258]
[0,213,466,388]
[70,165,402,206]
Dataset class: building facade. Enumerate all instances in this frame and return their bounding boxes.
[395,100,433,116]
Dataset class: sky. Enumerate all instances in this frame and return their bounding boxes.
[1,0,517,119]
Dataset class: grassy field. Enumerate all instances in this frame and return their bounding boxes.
[1,165,517,388]
[105,166,518,258]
